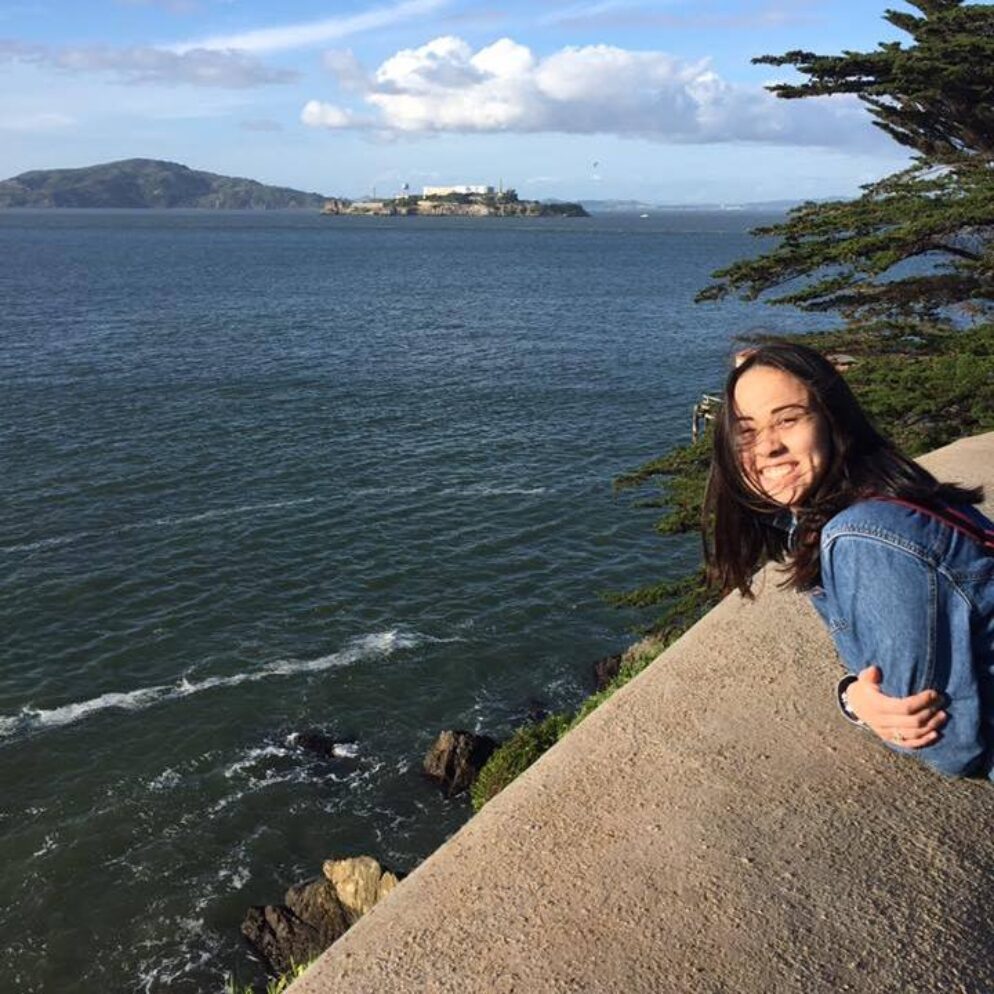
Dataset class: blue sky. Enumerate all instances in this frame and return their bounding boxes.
[0,0,919,203]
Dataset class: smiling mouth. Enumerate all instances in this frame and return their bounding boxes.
[759,462,798,483]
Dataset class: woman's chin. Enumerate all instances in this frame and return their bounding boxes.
[755,476,808,507]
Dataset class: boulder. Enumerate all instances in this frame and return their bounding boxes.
[524,700,549,723]
[592,652,623,691]
[321,855,401,925]
[243,860,397,974]
[288,730,344,759]
[422,730,498,797]
[285,878,350,945]
[241,904,325,978]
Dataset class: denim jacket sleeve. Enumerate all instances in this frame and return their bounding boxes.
[815,520,988,778]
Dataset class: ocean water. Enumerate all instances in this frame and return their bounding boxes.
[0,209,827,992]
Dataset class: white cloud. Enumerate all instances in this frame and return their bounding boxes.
[172,0,448,55]
[304,35,881,149]
[300,100,358,129]
[537,0,817,30]
[0,39,296,87]
[322,49,370,92]
[0,110,75,133]
[539,0,660,26]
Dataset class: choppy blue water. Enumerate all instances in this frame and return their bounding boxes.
[0,209,826,992]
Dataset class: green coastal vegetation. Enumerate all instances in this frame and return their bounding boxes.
[0,158,328,209]
[226,960,311,994]
[471,0,994,811]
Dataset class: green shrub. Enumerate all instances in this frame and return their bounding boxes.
[470,636,672,812]
[470,712,572,812]
[224,960,312,994]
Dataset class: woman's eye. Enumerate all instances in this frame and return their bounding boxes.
[777,416,798,429]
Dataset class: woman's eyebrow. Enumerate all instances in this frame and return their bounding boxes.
[734,403,807,422]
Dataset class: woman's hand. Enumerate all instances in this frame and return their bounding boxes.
[846,665,947,748]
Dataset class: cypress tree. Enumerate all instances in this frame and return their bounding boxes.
[698,0,994,328]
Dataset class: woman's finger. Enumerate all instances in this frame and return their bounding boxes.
[896,729,940,750]
[848,673,940,719]
[868,688,941,717]
[885,709,947,732]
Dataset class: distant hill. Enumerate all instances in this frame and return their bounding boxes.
[0,159,329,209]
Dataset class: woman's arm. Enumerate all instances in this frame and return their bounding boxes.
[820,532,986,776]
[840,665,946,748]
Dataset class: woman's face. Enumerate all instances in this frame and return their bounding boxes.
[732,364,830,508]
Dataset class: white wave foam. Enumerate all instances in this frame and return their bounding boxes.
[23,684,170,731]
[0,486,545,557]
[0,715,23,737]
[147,768,182,791]
[0,628,430,741]
[354,483,548,499]
[127,497,317,531]
[32,834,58,858]
[217,863,250,890]
[0,533,88,554]
[440,485,548,497]
[0,497,317,556]
[224,744,291,779]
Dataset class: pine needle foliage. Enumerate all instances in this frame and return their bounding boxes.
[698,0,994,328]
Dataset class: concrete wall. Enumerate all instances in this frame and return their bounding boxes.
[291,432,994,994]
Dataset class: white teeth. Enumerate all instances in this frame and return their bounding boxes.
[761,464,795,480]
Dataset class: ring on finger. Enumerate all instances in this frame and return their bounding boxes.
[893,730,905,744]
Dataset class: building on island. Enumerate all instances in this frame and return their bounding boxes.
[422,184,495,197]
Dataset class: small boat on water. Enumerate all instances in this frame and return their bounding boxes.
[639,213,649,218]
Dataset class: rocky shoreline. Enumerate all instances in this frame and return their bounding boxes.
[238,647,635,980]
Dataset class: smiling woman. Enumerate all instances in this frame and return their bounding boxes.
[703,342,994,778]
[731,364,829,509]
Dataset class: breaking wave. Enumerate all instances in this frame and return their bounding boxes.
[0,629,429,741]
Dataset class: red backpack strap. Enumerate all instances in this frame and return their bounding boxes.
[874,496,994,553]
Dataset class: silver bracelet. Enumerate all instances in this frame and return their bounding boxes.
[837,674,866,727]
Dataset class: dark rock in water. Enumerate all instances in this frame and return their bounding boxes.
[423,730,498,797]
[241,858,398,975]
[593,652,623,692]
[288,730,345,759]
[286,878,350,944]
[241,903,326,977]
[525,699,550,723]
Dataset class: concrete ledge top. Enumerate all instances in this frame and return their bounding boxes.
[292,432,994,994]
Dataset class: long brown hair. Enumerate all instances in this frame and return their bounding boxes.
[703,342,983,595]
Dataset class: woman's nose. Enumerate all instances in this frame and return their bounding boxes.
[758,427,787,457]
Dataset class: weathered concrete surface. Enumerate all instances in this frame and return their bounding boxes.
[291,432,994,994]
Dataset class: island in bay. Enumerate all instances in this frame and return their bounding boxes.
[323,183,588,218]
[0,159,588,216]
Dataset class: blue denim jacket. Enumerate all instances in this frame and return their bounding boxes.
[808,499,994,778]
